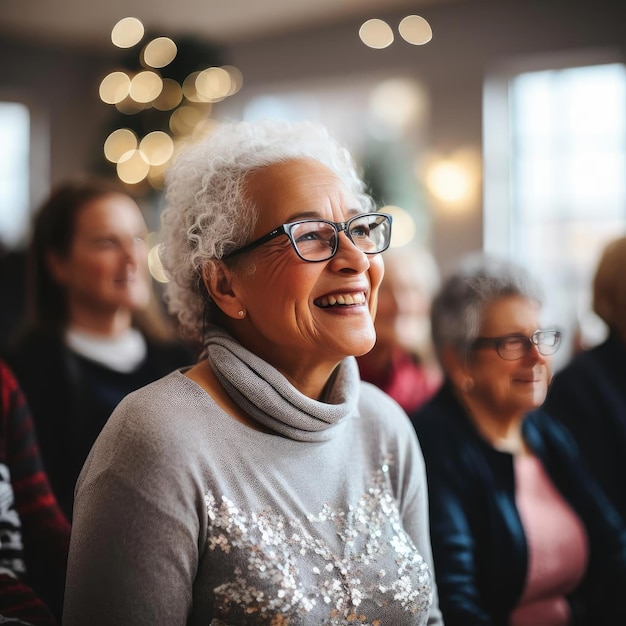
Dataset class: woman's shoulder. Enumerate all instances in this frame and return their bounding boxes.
[358,380,414,431]
[97,371,210,455]
[115,369,204,419]
[357,381,423,448]
[525,409,581,451]
[81,371,214,481]
[5,328,64,365]
[410,386,465,438]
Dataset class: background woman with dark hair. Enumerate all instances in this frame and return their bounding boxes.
[5,177,193,519]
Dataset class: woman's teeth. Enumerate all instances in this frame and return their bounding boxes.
[315,292,366,308]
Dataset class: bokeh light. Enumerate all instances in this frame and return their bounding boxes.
[424,160,473,205]
[383,205,417,248]
[115,97,146,115]
[104,128,137,163]
[192,118,219,142]
[359,19,394,49]
[152,78,183,111]
[142,37,177,68]
[223,66,244,96]
[369,78,426,132]
[182,71,202,102]
[147,162,170,190]
[101,31,243,188]
[169,105,207,135]
[139,131,174,166]
[116,149,150,184]
[196,67,232,102]
[398,15,433,45]
[99,71,131,104]
[129,71,163,103]
[148,244,169,283]
[111,17,144,49]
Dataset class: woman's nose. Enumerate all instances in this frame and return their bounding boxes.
[333,231,370,270]
[524,342,546,363]
[122,239,143,266]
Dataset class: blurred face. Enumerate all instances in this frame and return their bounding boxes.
[50,193,150,318]
[374,252,432,353]
[464,295,551,421]
[226,159,384,378]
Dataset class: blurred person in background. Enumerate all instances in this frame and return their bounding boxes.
[0,245,28,357]
[63,119,442,625]
[411,254,626,626]
[0,359,70,625]
[5,178,194,519]
[357,243,442,413]
[545,235,626,522]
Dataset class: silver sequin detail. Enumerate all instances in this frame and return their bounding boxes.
[204,458,433,624]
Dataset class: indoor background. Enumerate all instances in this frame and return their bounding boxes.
[1,0,625,367]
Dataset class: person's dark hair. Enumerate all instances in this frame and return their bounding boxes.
[431,253,544,363]
[593,236,626,341]
[27,176,132,333]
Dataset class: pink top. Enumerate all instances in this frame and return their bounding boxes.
[358,349,441,414]
[511,455,589,626]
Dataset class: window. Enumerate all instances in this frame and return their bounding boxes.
[0,102,30,249]
[484,59,626,368]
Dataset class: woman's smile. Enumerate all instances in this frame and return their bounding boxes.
[314,291,367,308]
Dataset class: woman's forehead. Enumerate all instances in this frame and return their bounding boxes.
[246,159,356,226]
[479,296,540,332]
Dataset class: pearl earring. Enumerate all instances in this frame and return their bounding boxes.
[237,310,245,317]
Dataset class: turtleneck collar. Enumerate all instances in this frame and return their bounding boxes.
[204,326,360,442]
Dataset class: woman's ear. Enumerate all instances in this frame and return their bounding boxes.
[441,346,472,392]
[46,251,69,285]
[203,262,246,320]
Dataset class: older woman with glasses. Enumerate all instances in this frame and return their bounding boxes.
[410,254,626,626]
[63,120,443,626]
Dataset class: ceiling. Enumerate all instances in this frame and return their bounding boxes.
[1,0,443,48]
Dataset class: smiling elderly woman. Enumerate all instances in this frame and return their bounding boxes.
[63,120,443,626]
[410,254,626,626]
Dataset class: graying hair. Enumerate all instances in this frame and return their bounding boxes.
[431,253,544,361]
[159,119,374,341]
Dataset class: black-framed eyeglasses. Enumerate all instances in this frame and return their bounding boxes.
[223,211,393,263]
[470,329,562,361]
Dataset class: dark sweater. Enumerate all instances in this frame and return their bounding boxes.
[6,330,193,519]
[545,334,626,522]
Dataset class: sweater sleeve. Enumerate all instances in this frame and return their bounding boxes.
[63,397,204,626]
[399,430,444,626]
[367,386,444,626]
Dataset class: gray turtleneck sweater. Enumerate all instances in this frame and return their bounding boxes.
[64,331,442,626]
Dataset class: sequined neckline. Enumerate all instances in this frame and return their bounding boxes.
[204,327,359,442]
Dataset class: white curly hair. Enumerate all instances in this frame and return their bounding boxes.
[159,118,375,341]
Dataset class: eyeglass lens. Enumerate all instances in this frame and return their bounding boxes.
[498,331,561,359]
[290,213,390,261]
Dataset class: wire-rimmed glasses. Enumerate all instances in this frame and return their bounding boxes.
[223,211,393,263]
[471,329,562,360]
